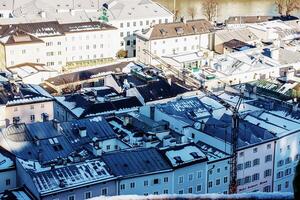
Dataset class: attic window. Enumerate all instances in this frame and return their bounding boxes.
[160,29,167,36]
[174,156,183,164]
[53,144,63,151]
[192,25,198,33]
[175,27,184,35]
[190,152,200,159]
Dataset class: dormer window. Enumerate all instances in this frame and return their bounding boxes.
[175,27,184,35]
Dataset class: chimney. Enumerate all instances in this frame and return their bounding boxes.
[78,126,87,137]
[150,106,155,120]
[40,11,46,18]
[52,119,61,131]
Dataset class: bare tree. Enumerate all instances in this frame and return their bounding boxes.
[275,0,300,16]
[202,0,218,22]
[187,7,196,20]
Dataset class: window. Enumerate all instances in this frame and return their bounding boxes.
[285,168,292,176]
[277,171,284,179]
[127,40,130,46]
[84,191,92,199]
[216,179,220,185]
[295,154,300,161]
[285,181,289,188]
[140,21,143,26]
[178,190,184,194]
[144,180,148,186]
[224,176,228,183]
[30,105,34,109]
[208,181,212,188]
[196,185,202,192]
[188,187,193,193]
[244,176,251,184]
[244,161,251,169]
[237,179,243,186]
[265,155,272,162]
[120,184,125,190]
[237,163,243,171]
[252,173,260,181]
[264,169,272,178]
[253,158,260,166]
[106,145,110,150]
[153,191,158,195]
[285,157,292,164]
[101,188,108,195]
[164,177,168,183]
[188,174,193,181]
[217,168,220,173]
[277,184,282,191]
[130,182,135,188]
[179,176,183,184]
[127,22,130,27]
[163,189,168,194]
[153,178,159,184]
[287,145,290,150]
[22,49,26,54]
[146,20,149,25]
[197,171,202,179]
[277,160,284,167]
[68,195,75,200]
[120,23,123,28]
[239,152,244,157]
[133,22,136,26]
[5,179,10,186]
[253,148,258,153]
[120,32,124,37]
[263,185,271,192]
[30,115,35,122]
[267,144,271,149]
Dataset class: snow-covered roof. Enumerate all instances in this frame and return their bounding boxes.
[0,0,172,24]
[0,151,14,170]
[19,158,114,195]
[162,144,206,167]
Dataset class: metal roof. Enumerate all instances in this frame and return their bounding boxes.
[102,148,172,178]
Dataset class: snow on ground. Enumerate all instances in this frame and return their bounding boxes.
[90,192,294,200]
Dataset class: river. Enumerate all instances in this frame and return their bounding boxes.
[155,0,300,22]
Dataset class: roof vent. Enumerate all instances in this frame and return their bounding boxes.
[79,126,87,137]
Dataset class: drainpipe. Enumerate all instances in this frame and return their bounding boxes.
[206,164,215,193]
[271,141,276,192]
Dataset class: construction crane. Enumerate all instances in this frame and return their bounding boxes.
[143,50,243,193]
[202,86,243,194]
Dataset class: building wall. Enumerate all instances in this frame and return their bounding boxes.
[137,33,211,65]
[5,42,45,68]
[274,131,300,193]
[42,180,117,200]
[237,141,275,193]
[173,162,207,194]
[118,171,173,195]
[207,159,230,194]
[0,169,17,193]
[42,35,67,71]
[111,15,173,58]
[65,29,119,63]
[5,100,54,125]
[54,101,77,122]
[0,43,6,70]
